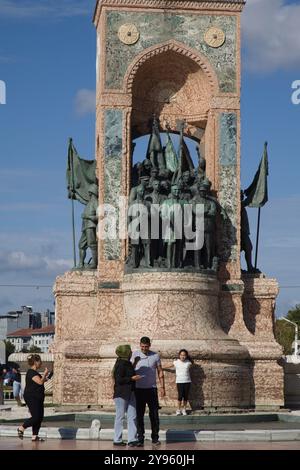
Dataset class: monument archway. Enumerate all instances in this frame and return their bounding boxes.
[125,40,219,190]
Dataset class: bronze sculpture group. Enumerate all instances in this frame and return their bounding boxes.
[68,118,258,274]
[127,119,222,272]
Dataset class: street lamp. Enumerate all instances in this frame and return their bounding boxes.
[282,317,299,357]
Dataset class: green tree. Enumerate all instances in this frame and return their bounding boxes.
[4,340,15,362]
[287,304,300,325]
[275,319,295,355]
[28,345,42,353]
[275,305,300,355]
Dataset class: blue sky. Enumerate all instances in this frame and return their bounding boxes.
[0,0,299,316]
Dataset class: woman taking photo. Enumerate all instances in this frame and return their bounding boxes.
[17,354,49,442]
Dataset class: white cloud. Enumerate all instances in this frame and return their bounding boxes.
[242,0,300,72]
[0,231,73,312]
[0,230,70,252]
[74,88,96,116]
[44,257,73,272]
[0,0,91,19]
[0,250,72,274]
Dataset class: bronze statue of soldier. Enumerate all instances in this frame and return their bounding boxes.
[178,170,192,201]
[129,175,150,204]
[161,184,184,269]
[145,179,166,266]
[128,186,151,268]
[78,183,99,269]
[192,180,217,270]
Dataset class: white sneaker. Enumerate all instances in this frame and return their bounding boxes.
[182,408,187,415]
[176,409,182,416]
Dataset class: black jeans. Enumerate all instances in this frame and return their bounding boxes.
[135,388,159,442]
[23,396,44,436]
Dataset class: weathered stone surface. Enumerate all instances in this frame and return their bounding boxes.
[162,359,251,408]
[53,271,284,407]
[250,360,284,407]
[211,95,240,110]
[242,276,279,342]
[219,113,237,166]
[131,47,213,135]
[105,11,236,92]
[122,272,224,341]
[217,113,238,263]
[218,166,238,261]
[103,109,123,260]
[53,271,124,342]
[94,1,246,29]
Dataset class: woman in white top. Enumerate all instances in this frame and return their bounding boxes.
[165,349,193,415]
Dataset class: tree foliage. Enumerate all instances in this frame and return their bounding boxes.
[4,340,15,362]
[275,305,300,355]
[275,320,294,355]
[287,304,300,325]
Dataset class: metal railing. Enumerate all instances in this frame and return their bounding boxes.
[3,387,14,400]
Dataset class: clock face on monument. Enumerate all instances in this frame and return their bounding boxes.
[204,27,226,48]
[118,24,140,45]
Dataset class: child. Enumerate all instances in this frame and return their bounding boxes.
[165,349,193,415]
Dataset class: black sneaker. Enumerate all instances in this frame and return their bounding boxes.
[135,441,144,447]
[113,441,127,446]
[128,441,140,447]
[152,440,161,446]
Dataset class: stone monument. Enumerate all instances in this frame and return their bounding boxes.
[53,0,284,409]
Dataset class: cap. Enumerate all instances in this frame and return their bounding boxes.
[198,182,208,191]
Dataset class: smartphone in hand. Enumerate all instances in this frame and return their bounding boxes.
[133,356,141,368]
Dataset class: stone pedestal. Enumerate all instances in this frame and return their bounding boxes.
[53,271,283,409]
[240,275,284,409]
[53,270,122,405]
[107,272,251,409]
[121,272,225,345]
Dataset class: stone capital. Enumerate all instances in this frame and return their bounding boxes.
[211,95,240,111]
[99,92,132,107]
[94,1,246,27]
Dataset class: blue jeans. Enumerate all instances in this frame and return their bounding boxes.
[114,392,137,443]
[13,381,22,399]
